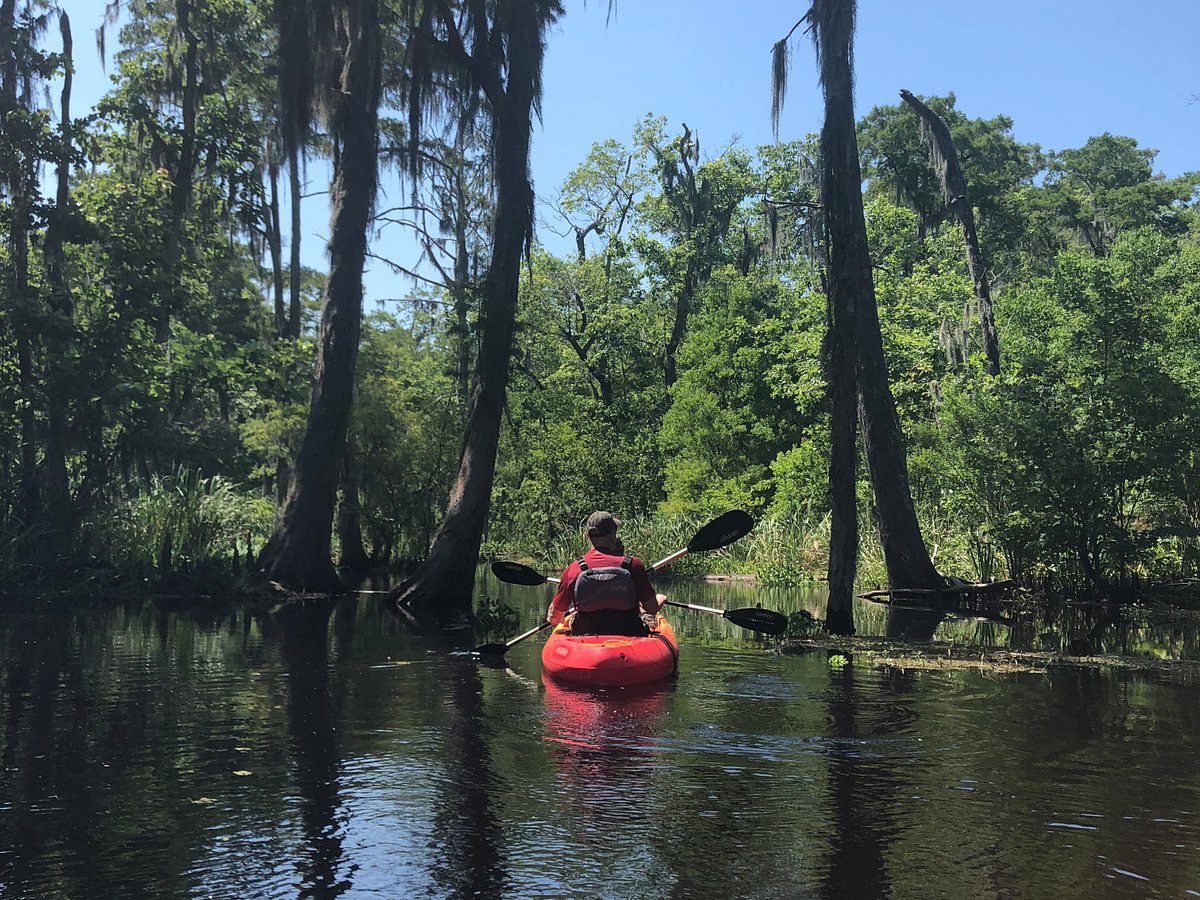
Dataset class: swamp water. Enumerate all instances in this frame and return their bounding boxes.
[1,575,1198,898]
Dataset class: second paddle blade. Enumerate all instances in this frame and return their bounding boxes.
[687,510,755,553]
[491,560,548,586]
[725,606,788,635]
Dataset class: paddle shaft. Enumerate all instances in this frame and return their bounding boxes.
[648,547,688,571]
[662,599,788,635]
[487,561,789,637]
[663,598,723,615]
[476,511,754,655]
[504,620,553,648]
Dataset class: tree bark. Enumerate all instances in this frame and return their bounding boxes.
[812,3,859,635]
[258,0,380,592]
[41,10,76,551]
[814,0,942,593]
[392,6,540,623]
[287,141,303,338]
[900,89,1000,375]
[452,154,472,409]
[266,159,287,338]
[824,276,859,634]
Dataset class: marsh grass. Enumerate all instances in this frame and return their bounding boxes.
[102,469,274,578]
[487,504,987,587]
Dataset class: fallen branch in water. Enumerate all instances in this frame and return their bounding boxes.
[859,579,1015,601]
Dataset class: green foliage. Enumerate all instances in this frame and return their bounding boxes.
[858,92,1042,264]
[785,608,824,639]
[472,598,520,638]
[351,311,462,564]
[3,0,1199,611]
[931,228,1195,588]
[103,469,273,577]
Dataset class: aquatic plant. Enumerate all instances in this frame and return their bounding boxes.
[100,469,273,578]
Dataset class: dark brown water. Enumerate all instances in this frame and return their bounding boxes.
[1,580,1198,898]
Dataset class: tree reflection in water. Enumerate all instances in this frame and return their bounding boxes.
[822,662,916,899]
[428,658,508,897]
[274,602,350,898]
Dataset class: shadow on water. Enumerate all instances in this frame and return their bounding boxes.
[268,602,350,899]
[429,658,507,897]
[821,664,911,899]
[273,596,509,898]
[884,605,947,642]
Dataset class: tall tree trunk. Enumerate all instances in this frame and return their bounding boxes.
[258,0,381,592]
[453,161,472,408]
[900,89,1000,375]
[811,7,860,635]
[41,10,75,551]
[814,0,942,592]
[392,11,539,623]
[266,159,287,338]
[160,0,199,344]
[287,141,303,338]
[823,275,859,634]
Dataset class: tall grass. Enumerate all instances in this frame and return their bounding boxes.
[103,469,274,578]
[486,505,989,587]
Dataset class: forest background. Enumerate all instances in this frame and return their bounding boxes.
[2,0,1199,625]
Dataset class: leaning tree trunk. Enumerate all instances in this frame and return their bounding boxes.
[392,20,538,624]
[287,141,304,338]
[900,89,1000,376]
[823,285,859,634]
[258,0,380,592]
[266,159,287,339]
[41,10,76,551]
[812,1,862,635]
[814,0,942,592]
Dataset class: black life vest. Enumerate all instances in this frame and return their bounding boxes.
[573,555,637,612]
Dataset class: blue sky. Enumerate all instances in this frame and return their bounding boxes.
[54,0,1200,300]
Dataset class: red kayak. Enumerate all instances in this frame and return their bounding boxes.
[541,614,679,687]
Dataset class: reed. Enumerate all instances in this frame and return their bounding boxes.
[487,504,985,587]
[102,469,274,577]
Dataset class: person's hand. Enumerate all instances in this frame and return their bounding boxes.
[547,606,563,625]
[655,592,667,606]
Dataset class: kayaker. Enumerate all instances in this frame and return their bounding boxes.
[547,511,667,636]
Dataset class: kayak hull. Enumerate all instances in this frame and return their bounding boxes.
[541,614,679,687]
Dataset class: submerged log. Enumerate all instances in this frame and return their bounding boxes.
[859,579,1014,602]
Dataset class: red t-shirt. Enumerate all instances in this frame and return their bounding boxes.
[550,548,657,615]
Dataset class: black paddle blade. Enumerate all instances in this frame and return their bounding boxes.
[687,510,754,553]
[724,606,788,636]
[472,643,509,657]
[491,560,548,586]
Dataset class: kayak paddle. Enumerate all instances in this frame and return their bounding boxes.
[661,599,788,635]
[489,562,787,637]
[473,510,755,656]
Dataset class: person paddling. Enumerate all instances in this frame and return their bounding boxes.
[547,511,667,636]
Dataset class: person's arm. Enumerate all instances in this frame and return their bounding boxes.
[547,563,576,623]
[630,557,662,615]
